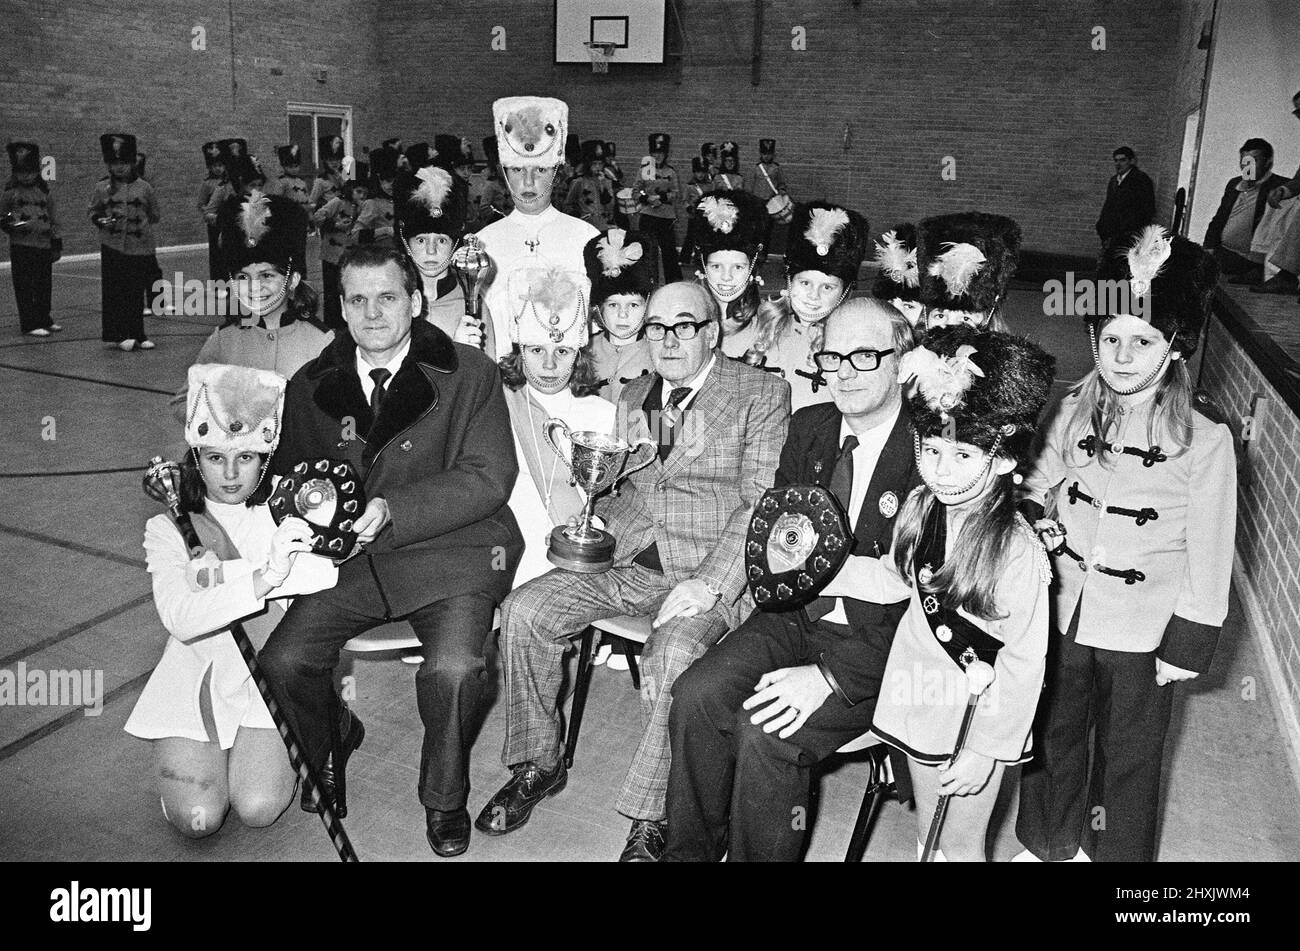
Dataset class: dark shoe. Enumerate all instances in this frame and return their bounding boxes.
[1250,272,1298,294]
[473,761,568,836]
[426,807,471,857]
[618,819,667,862]
[300,709,365,819]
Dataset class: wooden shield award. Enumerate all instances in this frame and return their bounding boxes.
[268,458,367,559]
[745,484,852,608]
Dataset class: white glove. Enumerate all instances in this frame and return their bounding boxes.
[453,314,484,348]
[265,516,313,587]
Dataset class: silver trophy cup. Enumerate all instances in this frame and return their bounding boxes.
[543,418,654,572]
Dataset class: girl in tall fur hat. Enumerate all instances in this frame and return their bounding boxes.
[497,261,616,586]
[744,201,870,409]
[873,223,925,330]
[840,325,1056,860]
[171,192,330,421]
[916,212,1021,332]
[127,364,337,839]
[584,228,659,404]
[1014,227,1234,862]
[3,141,63,336]
[688,189,767,358]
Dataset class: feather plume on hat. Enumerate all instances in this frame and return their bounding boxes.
[413,166,453,217]
[700,196,738,234]
[897,343,985,417]
[875,230,920,288]
[805,207,849,256]
[596,229,644,277]
[927,242,987,298]
[239,190,272,247]
[1125,224,1172,299]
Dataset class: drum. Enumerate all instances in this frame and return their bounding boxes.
[616,187,640,215]
[766,194,794,222]
[745,484,852,608]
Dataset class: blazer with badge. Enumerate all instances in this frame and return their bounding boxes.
[603,356,790,630]
[272,319,524,617]
[778,401,921,704]
[1022,391,1236,672]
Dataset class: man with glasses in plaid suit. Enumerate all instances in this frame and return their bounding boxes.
[476,280,790,861]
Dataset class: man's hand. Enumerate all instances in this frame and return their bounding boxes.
[452,314,484,348]
[1155,657,1199,686]
[741,665,832,739]
[653,578,718,628]
[938,749,995,796]
[1267,184,1295,209]
[353,497,391,545]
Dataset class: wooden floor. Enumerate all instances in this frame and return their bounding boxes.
[0,247,1297,861]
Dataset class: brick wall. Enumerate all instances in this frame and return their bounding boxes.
[0,0,381,259]
[1197,312,1300,770]
[376,0,1191,257]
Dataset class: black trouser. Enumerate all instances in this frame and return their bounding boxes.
[639,213,682,282]
[1015,610,1174,862]
[664,608,897,862]
[10,244,53,333]
[321,260,344,332]
[99,246,151,343]
[260,557,499,812]
[206,222,223,283]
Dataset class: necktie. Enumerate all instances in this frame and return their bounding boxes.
[659,385,693,461]
[369,367,391,423]
[807,435,859,622]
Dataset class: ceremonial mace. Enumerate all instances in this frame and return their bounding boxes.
[451,234,493,349]
[142,456,359,863]
[920,659,996,863]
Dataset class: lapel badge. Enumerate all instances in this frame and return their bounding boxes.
[936,624,953,643]
[923,594,939,615]
[918,564,933,586]
[879,491,898,518]
[400,439,413,452]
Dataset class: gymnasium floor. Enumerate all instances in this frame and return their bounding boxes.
[1,247,1297,862]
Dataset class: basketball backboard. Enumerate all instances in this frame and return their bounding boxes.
[554,0,666,64]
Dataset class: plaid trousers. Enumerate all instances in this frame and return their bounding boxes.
[501,564,729,820]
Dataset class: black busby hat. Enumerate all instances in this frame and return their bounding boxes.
[434,134,471,169]
[201,141,223,167]
[482,135,500,164]
[691,157,708,174]
[872,223,924,327]
[1093,226,1218,358]
[7,141,40,174]
[691,189,767,258]
[701,142,716,158]
[758,138,776,153]
[899,324,1055,463]
[318,134,345,165]
[218,191,309,278]
[580,139,605,165]
[218,138,248,163]
[394,166,465,241]
[100,133,138,165]
[784,201,869,285]
[276,144,302,168]
[564,133,582,166]
[720,141,738,156]
[603,141,616,158]
[648,132,671,153]
[369,146,400,181]
[405,142,434,170]
[917,212,1021,318]
[584,229,660,306]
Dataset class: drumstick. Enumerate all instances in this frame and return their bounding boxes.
[921,659,996,863]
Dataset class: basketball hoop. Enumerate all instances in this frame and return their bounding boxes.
[584,41,616,74]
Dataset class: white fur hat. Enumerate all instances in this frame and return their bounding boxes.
[184,364,286,454]
[493,96,568,169]
[505,260,591,349]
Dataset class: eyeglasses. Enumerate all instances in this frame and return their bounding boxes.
[812,348,895,372]
[642,319,713,341]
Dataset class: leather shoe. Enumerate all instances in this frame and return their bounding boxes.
[426,807,471,857]
[300,709,365,819]
[619,819,667,862]
[474,761,567,836]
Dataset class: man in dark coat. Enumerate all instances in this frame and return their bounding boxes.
[260,242,523,857]
[1203,138,1288,284]
[664,297,920,862]
[1095,146,1156,250]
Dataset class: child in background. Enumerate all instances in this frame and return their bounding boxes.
[89,132,160,351]
[564,140,616,232]
[313,180,367,332]
[2,141,62,337]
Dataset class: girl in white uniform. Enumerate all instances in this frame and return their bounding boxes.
[497,261,617,586]
[126,364,337,838]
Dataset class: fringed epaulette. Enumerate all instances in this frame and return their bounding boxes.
[1191,389,1228,426]
[1014,512,1054,585]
